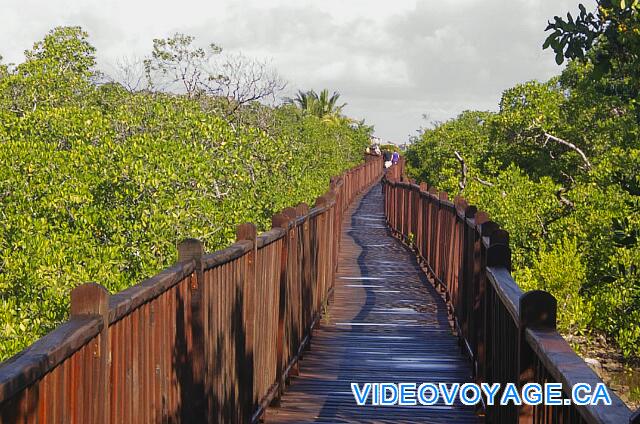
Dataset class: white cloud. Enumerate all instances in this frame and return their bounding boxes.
[0,0,597,142]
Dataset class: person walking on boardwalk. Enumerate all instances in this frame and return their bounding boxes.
[383,150,392,169]
[391,150,399,165]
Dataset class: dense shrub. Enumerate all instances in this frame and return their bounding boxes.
[406,65,640,358]
[0,27,369,360]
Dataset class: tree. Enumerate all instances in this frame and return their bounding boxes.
[544,2,640,92]
[144,33,221,97]
[491,79,593,180]
[205,53,286,112]
[0,26,370,361]
[0,26,96,114]
[288,89,347,121]
[405,110,493,192]
[108,56,149,93]
[405,59,640,359]
[24,26,96,77]
[142,33,286,110]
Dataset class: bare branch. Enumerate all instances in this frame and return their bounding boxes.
[453,150,467,191]
[543,131,592,170]
[109,56,148,92]
[212,180,230,199]
[536,214,548,237]
[523,123,592,171]
[556,187,575,209]
[205,53,287,109]
[560,171,576,185]
[474,176,506,197]
[145,33,221,98]
[474,176,494,187]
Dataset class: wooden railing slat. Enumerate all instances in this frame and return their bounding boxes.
[0,155,384,423]
[0,317,102,403]
[381,161,634,424]
[526,328,631,424]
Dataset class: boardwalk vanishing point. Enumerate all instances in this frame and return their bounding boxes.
[0,157,636,423]
[267,183,478,423]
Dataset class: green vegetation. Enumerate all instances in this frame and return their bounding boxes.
[0,27,370,360]
[406,3,640,359]
[287,89,347,122]
[379,143,398,152]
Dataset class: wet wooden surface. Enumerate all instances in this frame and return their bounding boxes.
[266,183,479,423]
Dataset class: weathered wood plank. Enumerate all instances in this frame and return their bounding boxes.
[267,184,478,423]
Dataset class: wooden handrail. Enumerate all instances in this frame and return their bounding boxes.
[108,261,196,323]
[0,155,384,423]
[526,328,631,424]
[486,266,522,324]
[0,317,103,403]
[381,161,636,424]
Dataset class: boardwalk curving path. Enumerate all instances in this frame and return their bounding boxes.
[266,183,479,423]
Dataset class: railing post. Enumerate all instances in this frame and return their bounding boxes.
[324,192,338,295]
[436,192,448,286]
[518,290,557,423]
[483,228,510,398]
[486,229,511,270]
[452,197,467,317]
[407,184,413,239]
[399,184,405,235]
[297,202,317,324]
[428,188,438,268]
[392,182,396,230]
[177,238,207,421]
[314,196,329,324]
[396,183,401,232]
[414,183,419,243]
[460,205,476,351]
[403,183,410,237]
[282,207,301,375]
[271,213,291,405]
[236,223,257,418]
[71,282,110,424]
[418,183,428,259]
[475,218,499,384]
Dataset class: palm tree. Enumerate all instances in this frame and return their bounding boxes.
[288,89,346,121]
[315,89,346,117]
[289,90,316,112]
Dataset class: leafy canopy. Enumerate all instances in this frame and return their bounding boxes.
[406,53,640,358]
[0,27,370,360]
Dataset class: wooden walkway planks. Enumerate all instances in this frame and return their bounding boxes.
[266,183,479,423]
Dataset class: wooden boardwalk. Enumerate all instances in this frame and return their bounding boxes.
[267,183,479,423]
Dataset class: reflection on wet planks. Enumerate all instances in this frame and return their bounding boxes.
[266,184,479,423]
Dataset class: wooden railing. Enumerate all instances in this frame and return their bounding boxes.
[382,166,638,424]
[0,155,383,423]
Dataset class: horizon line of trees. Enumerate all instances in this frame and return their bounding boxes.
[1,27,356,124]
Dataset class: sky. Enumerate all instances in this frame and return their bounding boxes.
[0,0,597,143]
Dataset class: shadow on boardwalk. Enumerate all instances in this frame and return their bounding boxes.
[267,183,479,423]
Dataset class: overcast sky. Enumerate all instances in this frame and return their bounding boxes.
[1,0,596,143]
